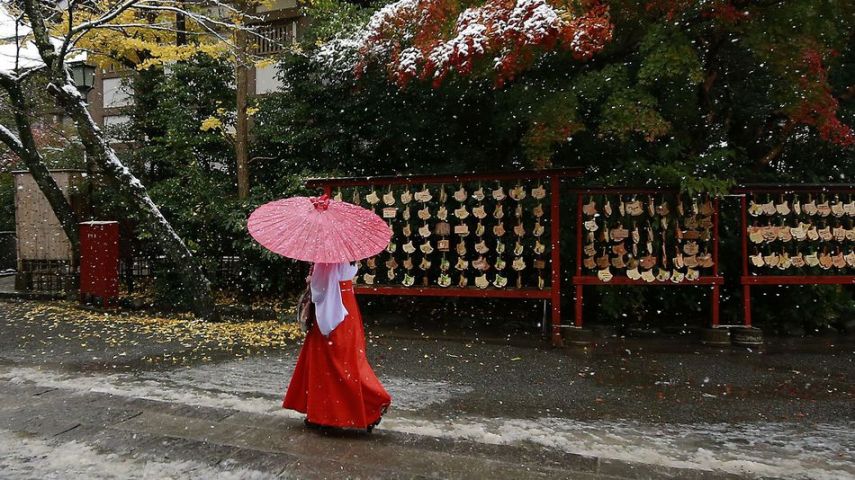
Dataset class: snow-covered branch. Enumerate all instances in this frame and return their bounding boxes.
[12,64,47,81]
[59,0,141,60]
[133,3,281,55]
[138,0,263,23]
[0,124,25,157]
[67,22,203,48]
[66,0,139,37]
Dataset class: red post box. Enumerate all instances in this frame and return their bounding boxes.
[79,221,120,307]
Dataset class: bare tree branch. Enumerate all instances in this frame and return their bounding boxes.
[59,0,135,61]
[64,0,140,40]
[14,64,48,82]
[132,3,281,58]
[138,0,263,23]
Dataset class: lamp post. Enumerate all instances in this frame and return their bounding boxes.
[68,60,97,219]
[68,60,96,93]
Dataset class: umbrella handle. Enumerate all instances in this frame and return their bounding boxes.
[311,194,331,211]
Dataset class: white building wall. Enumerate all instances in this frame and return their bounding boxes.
[255,63,283,94]
[102,78,133,107]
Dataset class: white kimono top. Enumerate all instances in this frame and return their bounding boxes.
[310,262,358,336]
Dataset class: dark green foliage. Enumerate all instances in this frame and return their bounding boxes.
[248,0,853,332]
[0,173,15,232]
[94,56,309,306]
[89,1,853,331]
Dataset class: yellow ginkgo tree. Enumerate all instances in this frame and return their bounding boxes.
[60,0,280,201]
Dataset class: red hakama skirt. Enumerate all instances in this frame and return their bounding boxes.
[283,280,391,429]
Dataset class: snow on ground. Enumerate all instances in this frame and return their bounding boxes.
[0,429,284,480]
[2,362,853,480]
[145,356,474,412]
[1,357,471,414]
[383,417,855,480]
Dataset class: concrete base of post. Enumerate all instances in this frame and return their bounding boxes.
[731,327,764,346]
[563,327,593,345]
[700,327,731,346]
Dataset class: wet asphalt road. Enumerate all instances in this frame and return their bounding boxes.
[0,299,853,479]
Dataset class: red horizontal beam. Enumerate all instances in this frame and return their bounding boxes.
[354,285,553,299]
[573,276,725,286]
[305,168,582,189]
[741,276,855,285]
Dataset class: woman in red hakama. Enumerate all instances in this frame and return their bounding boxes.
[283,262,391,431]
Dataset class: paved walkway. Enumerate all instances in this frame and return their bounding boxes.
[0,299,853,479]
[1,378,712,479]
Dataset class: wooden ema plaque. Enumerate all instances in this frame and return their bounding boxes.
[734,184,855,327]
[571,188,724,329]
[306,169,581,346]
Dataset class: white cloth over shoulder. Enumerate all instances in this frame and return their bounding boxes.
[310,262,358,336]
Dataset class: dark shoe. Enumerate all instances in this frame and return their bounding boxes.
[366,417,382,433]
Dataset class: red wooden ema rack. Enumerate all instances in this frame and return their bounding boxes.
[306,168,582,346]
[733,184,855,327]
[570,187,724,329]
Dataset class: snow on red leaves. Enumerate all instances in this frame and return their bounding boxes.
[353,0,614,87]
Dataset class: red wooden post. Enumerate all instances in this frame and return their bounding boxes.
[574,193,584,328]
[549,176,562,346]
[740,194,751,327]
[711,285,720,327]
[713,197,721,278]
[743,285,752,327]
[711,197,721,327]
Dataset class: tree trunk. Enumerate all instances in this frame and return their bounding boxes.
[235,25,250,201]
[51,84,218,320]
[175,5,187,46]
[0,76,81,261]
[20,0,218,320]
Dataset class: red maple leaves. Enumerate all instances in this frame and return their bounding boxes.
[791,48,854,148]
[355,0,614,87]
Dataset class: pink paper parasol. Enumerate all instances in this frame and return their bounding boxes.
[248,195,392,263]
